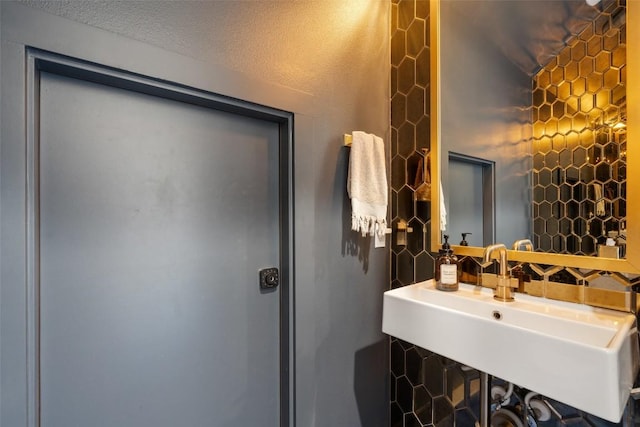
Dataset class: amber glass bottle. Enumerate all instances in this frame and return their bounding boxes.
[435,235,459,291]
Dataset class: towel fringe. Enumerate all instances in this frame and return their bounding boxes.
[352,213,387,237]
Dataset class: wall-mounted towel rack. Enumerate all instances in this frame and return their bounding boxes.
[343,134,352,146]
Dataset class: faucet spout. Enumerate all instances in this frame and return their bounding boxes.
[483,243,509,277]
[482,243,514,302]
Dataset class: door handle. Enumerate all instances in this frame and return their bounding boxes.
[259,268,279,289]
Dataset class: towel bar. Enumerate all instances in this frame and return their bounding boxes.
[343,134,352,146]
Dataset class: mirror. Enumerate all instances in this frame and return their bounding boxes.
[429,0,640,274]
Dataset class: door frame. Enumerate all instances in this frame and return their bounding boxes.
[24,48,295,427]
[448,152,495,246]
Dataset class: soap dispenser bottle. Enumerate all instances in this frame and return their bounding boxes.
[436,234,459,291]
[459,233,479,285]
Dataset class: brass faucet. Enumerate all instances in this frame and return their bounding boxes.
[483,243,514,302]
[511,239,533,293]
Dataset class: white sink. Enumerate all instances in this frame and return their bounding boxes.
[382,280,639,422]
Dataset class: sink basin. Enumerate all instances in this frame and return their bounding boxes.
[382,280,639,422]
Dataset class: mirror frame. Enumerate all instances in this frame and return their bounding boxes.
[430,0,640,275]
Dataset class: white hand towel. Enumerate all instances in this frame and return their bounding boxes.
[439,183,447,231]
[347,131,388,237]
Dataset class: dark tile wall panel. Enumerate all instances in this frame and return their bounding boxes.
[390,1,473,425]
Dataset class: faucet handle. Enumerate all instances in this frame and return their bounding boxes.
[512,239,533,251]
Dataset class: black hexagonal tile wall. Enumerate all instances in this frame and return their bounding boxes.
[391,1,458,423]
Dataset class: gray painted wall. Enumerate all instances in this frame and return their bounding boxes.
[1,2,390,426]
[440,0,532,247]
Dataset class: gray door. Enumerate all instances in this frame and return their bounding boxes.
[448,158,486,247]
[38,71,281,426]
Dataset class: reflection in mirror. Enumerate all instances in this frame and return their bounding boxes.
[437,0,627,258]
[532,12,627,256]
